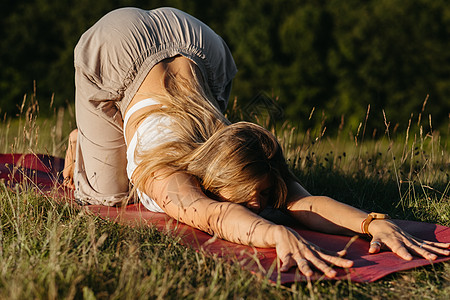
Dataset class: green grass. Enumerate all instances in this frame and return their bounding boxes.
[0,93,76,156]
[0,95,449,299]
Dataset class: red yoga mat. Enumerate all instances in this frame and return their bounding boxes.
[1,153,449,283]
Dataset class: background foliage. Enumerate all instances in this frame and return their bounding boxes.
[1,0,449,134]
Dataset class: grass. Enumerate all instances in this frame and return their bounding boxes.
[0,94,449,299]
[0,92,75,155]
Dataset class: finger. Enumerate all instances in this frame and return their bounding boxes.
[421,244,450,256]
[302,240,352,260]
[292,245,341,278]
[279,255,297,272]
[337,249,347,257]
[280,254,315,277]
[369,240,382,254]
[385,240,413,261]
[400,239,447,260]
[434,242,450,248]
[411,242,438,260]
[407,239,450,257]
[422,241,450,250]
[316,251,354,269]
[310,244,347,257]
[303,255,338,278]
[294,258,314,277]
[384,238,447,261]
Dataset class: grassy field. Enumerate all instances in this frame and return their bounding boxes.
[0,95,449,299]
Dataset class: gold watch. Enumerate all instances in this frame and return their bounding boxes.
[361,212,390,236]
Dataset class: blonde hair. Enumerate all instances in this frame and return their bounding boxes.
[182,121,292,208]
[133,67,292,208]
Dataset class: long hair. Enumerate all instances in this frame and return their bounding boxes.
[181,121,292,208]
[132,67,293,208]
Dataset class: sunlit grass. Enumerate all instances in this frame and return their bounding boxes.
[0,92,75,156]
[0,94,449,299]
[0,187,295,299]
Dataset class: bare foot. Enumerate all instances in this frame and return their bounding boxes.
[63,129,78,189]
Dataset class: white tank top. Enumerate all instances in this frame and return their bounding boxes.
[123,98,177,212]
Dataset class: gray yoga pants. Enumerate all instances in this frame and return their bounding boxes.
[73,7,237,205]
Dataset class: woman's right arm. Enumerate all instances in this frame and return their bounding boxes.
[142,170,353,277]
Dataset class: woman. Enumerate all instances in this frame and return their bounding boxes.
[64,7,449,278]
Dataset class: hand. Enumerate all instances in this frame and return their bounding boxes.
[367,220,450,260]
[272,226,354,278]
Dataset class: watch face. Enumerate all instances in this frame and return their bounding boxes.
[369,213,390,219]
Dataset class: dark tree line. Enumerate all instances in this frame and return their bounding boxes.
[1,0,449,134]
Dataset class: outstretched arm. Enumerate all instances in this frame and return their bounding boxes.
[286,180,450,260]
[140,170,353,277]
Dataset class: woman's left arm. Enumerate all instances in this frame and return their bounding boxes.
[286,180,450,260]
